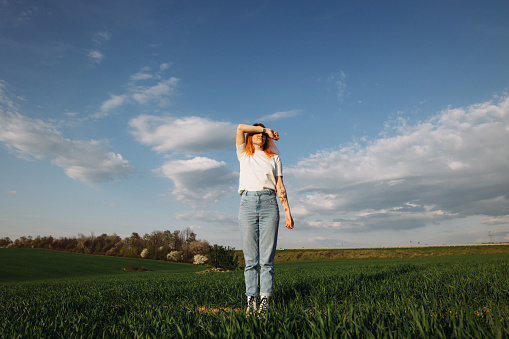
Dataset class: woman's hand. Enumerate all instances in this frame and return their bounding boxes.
[285,212,294,229]
[265,128,279,141]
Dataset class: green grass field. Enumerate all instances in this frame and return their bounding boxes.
[1,248,508,338]
[0,248,205,283]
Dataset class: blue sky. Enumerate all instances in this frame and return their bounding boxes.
[1,0,509,248]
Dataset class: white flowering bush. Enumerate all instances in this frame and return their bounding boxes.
[140,248,149,258]
[193,254,208,265]
[167,251,182,262]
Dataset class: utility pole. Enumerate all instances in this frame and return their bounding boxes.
[489,231,493,244]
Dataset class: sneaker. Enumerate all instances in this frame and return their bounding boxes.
[258,297,269,318]
[246,296,257,316]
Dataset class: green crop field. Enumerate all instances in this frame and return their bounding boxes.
[1,248,508,338]
[0,248,205,283]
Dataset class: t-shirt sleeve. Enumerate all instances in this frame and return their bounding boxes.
[275,155,283,177]
[236,143,246,161]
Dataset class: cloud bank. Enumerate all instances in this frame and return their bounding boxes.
[92,64,237,208]
[0,110,135,184]
[129,114,237,207]
[157,157,237,208]
[129,114,237,208]
[129,115,235,153]
[289,95,509,232]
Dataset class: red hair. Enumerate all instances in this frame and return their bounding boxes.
[245,123,279,157]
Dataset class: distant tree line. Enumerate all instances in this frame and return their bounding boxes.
[0,228,211,264]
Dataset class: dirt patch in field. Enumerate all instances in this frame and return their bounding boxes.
[123,266,151,272]
[195,306,238,313]
[196,267,230,274]
[108,304,239,314]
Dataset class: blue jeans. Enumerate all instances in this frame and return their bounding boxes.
[239,190,280,298]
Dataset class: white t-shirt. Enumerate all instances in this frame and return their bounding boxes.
[237,143,283,195]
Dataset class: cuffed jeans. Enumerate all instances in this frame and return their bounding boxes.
[239,190,279,298]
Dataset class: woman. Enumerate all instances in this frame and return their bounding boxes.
[236,123,294,316]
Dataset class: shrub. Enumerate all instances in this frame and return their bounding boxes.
[209,245,239,270]
[167,251,182,262]
[193,254,208,265]
[140,248,149,258]
[189,240,210,255]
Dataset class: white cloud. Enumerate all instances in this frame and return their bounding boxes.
[88,49,104,64]
[94,67,179,118]
[6,191,17,195]
[482,215,509,225]
[129,112,237,208]
[289,95,509,232]
[0,110,135,183]
[129,115,235,153]
[292,193,345,217]
[157,157,238,208]
[0,80,17,110]
[258,110,301,121]
[128,64,170,82]
[129,71,156,82]
[93,31,111,44]
[131,77,179,106]
[94,94,128,118]
[87,31,110,66]
[159,63,171,71]
[307,220,342,229]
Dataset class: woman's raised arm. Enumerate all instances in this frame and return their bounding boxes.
[236,124,279,146]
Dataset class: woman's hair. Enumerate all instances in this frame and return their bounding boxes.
[245,123,279,157]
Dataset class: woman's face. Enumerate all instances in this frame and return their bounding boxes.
[251,132,266,147]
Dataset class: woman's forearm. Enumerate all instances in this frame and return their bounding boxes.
[237,124,279,142]
[277,184,294,229]
[278,193,291,214]
[237,124,264,134]
[276,177,290,210]
[276,184,291,213]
